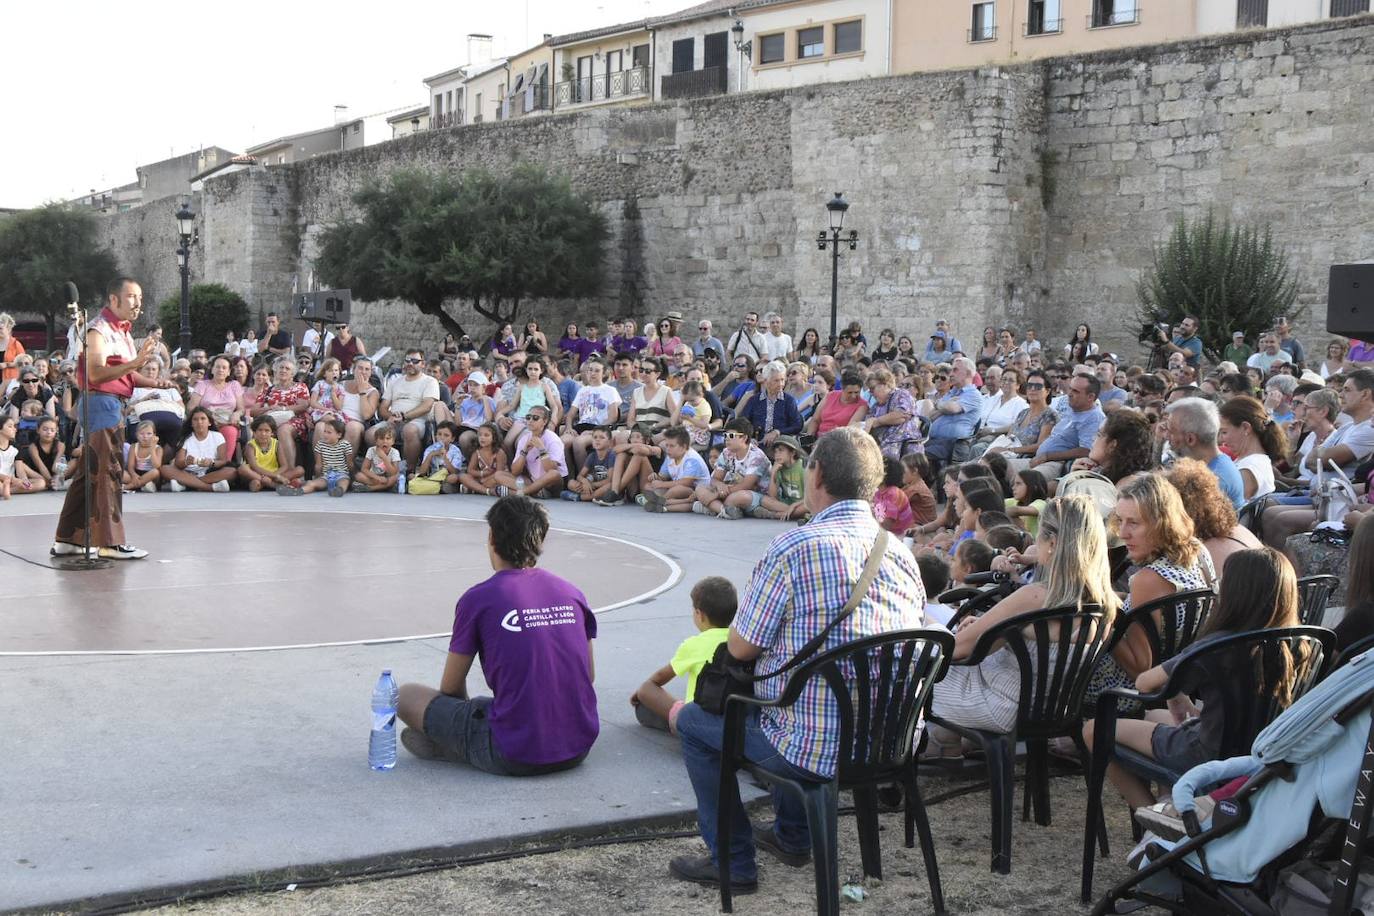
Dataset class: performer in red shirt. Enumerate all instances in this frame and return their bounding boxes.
[53,277,174,560]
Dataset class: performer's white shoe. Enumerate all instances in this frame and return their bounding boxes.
[98,544,149,560]
[50,541,90,557]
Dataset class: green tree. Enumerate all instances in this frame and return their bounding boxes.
[1136,211,1300,360]
[158,283,249,355]
[314,166,608,341]
[0,205,118,349]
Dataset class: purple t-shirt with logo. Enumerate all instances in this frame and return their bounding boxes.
[449,567,599,765]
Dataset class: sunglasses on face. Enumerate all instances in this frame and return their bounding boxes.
[404,357,423,364]
[723,431,744,440]
[1024,382,1045,390]
[734,363,748,370]
[639,366,658,373]
[934,376,948,382]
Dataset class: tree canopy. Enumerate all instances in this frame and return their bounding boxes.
[0,205,118,348]
[314,166,608,340]
[157,283,249,355]
[1135,211,1299,359]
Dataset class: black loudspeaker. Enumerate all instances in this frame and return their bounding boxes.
[1328,265,1374,339]
[295,289,351,324]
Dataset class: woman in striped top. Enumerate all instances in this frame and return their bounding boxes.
[627,355,679,444]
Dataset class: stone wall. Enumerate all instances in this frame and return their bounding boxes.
[92,14,1374,359]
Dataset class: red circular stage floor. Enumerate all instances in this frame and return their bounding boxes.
[0,510,678,655]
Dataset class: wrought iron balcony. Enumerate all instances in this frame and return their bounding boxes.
[967,24,998,42]
[1024,17,1064,35]
[1088,6,1141,27]
[554,65,649,108]
[660,66,727,100]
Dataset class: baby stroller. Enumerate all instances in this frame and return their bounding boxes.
[1093,648,1374,915]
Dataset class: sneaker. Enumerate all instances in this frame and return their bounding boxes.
[644,501,668,513]
[353,482,372,493]
[752,823,811,867]
[691,500,709,515]
[667,855,756,894]
[276,484,304,496]
[440,481,459,494]
[400,727,463,763]
[1134,797,1214,842]
[328,484,344,497]
[749,507,781,520]
[635,493,649,507]
[559,490,580,502]
[98,544,149,561]
[50,541,90,557]
[459,484,472,494]
[169,480,186,492]
[494,485,510,498]
[642,490,666,508]
[212,480,230,493]
[141,482,157,493]
[593,491,623,507]
[721,505,744,520]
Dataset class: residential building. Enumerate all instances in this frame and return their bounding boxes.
[72,183,142,214]
[137,147,239,202]
[246,120,364,165]
[737,0,892,91]
[1197,0,1370,33]
[190,155,261,192]
[502,38,556,119]
[426,64,467,129]
[462,56,510,124]
[549,21,654,110]
[649,0,745,100]
[892,0,1369,73]
[386,106,432,139]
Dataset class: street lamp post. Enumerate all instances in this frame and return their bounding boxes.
[175,202,196,357]
[816,192,858,351]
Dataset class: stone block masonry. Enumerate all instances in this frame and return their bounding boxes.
[96,15,1374,359]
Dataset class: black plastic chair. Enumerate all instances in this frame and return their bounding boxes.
[1296,574,1340,627]
[928,604,1110,875]
[1081,625,1335,902]
[1101,588,1217,690]
[716,628,953,915]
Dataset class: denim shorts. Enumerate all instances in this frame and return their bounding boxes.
[744,491,765,511]
[423,695,586,777]
[324,470,348,487]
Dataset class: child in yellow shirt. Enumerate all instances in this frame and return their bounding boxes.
[631,576,738,733]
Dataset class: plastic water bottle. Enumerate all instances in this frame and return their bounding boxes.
[396,460,407,495]
[369,670,398,771]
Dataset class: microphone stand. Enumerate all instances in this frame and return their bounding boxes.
[57,302,113,571]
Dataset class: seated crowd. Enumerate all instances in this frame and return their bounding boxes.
[9,305,1374,900]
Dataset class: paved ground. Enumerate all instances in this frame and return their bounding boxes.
[0,491,1136,915]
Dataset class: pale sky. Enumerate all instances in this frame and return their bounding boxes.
[3,0,687,208]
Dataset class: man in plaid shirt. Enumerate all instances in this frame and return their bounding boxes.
[670,427,928,893]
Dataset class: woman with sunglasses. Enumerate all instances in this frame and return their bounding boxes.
[784,362,820,419]
[648,318,683,359]
[626,356,679,443]
[986,369,1058,464]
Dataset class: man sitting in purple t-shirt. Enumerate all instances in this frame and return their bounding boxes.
[397,496,599,775]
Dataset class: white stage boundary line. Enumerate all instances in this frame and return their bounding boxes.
[0,508,682,658]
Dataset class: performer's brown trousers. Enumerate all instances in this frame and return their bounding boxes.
[55,426,125,548]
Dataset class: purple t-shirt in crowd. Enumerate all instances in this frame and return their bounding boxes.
[449,567,599,765]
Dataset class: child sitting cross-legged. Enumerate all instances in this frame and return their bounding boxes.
[594,426,658,506]
[639,425,711,513]
[27,416,68,492]
[163,406,236,493]
[630,576,738,733]
[354,423,401,493]
[454,422,507,496]
[562,426,616,503]
[692,418,770,520]
[238,415,305,493]
[295,417,352,496]
[409,421,465,495]
[122,420,161,493]
[746,434,809,521]
[491,406,566,498]
[0,415,46,498]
